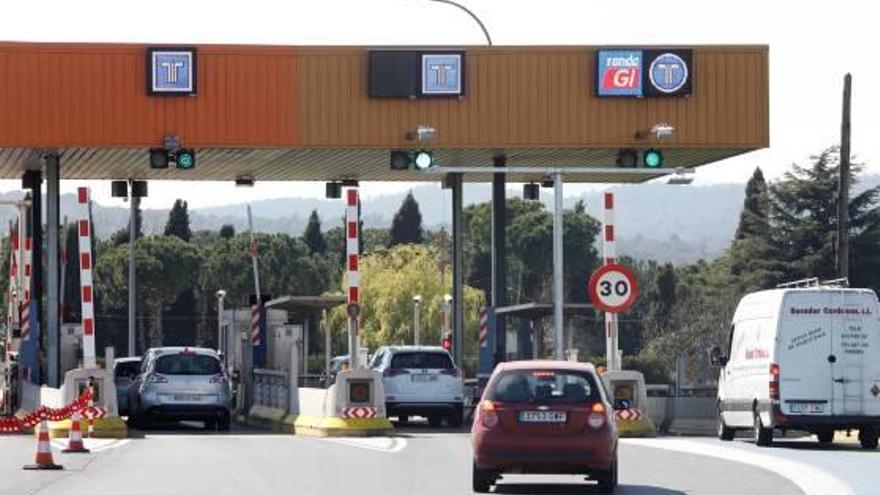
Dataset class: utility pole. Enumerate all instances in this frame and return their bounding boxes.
[837,73,852,281]
[128,194,138,357]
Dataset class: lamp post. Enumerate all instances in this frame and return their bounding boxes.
[216,290,227,355]
[413,295,422,346]
[112,180,147,357]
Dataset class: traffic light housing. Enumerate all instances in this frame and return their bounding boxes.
[175,148,196,170]
[441,331,452,351]
[643,149,663,168]
[390,150,435,171]
[616,148,664,168]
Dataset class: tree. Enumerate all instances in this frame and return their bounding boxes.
[303,210,326,254]
[109,196,144,246]
[219,224,236,239]
[729,167,785,290]
[164,199,192,242]
[388,192,424,247]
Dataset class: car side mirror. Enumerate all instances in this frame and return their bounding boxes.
[710,346,728,366]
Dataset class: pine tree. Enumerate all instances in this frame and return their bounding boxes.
[729,167,784,290]
[164,199,192,242]
[303,210,326,254]
[219,224,235,239]
[388,192,424,247]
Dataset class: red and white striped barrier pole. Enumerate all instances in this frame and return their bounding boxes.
[5,223,17,355]
[603,192,620,372]
[478,307,489,349]
[19,235,32,363]
[346,188,360,369]
[77,188,97,369]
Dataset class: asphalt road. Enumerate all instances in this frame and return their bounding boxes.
[1,421,867,495]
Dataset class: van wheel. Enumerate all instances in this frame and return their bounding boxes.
[817,430,834,444]
[717,414,735,441]
[472,462,493,493]
[858,427,878,450]
[753,412,773,447]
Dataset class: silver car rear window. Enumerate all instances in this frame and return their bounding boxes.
[390,352,453,370]
[155,354,221,376]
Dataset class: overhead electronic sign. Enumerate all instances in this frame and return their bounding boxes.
[369,50,466,98]
[595,48,692,98]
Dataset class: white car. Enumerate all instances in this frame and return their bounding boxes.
[370,346,464,427]
[713,287,880,449]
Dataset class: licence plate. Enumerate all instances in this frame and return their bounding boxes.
[173,394,202,402]
[789,403,825,414]
[519,411,567,423]
[412,374,438,383]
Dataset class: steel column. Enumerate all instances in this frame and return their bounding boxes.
[128,195,138,356]
[491,156,507,364]
[553,173,564,360]
[451,173,464,368]
[45,155,60,387]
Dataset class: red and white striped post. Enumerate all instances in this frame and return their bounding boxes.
[77,188,97,369]
[6,223,17,354]
[346,188,360,369]
[19,236,32,349]
[603,192,620,371]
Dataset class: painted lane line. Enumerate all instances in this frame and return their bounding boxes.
[624,438,855,495]
[323,436,408,453]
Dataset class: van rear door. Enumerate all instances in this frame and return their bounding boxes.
[829,291,880,417]
[778,292,833,416]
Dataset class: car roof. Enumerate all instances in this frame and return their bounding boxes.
[495,360,597,373]
[385,345,449,353]
[113,357,141,365]
[146,347,220,358]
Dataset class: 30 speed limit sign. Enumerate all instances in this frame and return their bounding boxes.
[588,264,639,313]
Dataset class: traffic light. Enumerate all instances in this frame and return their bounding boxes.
[175,148,196,170]
[441,332,452,351]
[149,148,196,170]
[389,150,435,170]
[643,149,663,168]
[615,148,638,168]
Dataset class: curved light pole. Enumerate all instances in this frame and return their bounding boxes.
[425,0,493,46]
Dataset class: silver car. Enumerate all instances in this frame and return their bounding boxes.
[113,357,142,416]
[128,347,232,430]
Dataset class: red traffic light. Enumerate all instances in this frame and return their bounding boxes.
[441,336,452,351]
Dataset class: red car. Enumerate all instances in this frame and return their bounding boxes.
[471,360,618,493]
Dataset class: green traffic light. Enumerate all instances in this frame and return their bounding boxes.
[413,150,434,170]
[643,149,663,168]
[176,149,196,170]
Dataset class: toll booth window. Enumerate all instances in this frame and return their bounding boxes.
[155,355,221,375]
[390,352,453,370]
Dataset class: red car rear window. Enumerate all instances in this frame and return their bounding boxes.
[486,370,598,404]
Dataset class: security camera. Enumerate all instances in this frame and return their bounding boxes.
[407,125,437,143]
[216,290,227,299]
[413,295,423,303]
[651,123,675,140]
[444,294,453,304]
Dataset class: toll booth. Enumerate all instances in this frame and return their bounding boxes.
[222,307,288,374]
[492,303,595,362]
[59,323,82,375]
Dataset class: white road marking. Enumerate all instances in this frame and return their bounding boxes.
[51,438,131,453]
[624,438,855,495]
[323,436,408,453]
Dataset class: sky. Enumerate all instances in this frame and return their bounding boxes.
[0,0,878,209]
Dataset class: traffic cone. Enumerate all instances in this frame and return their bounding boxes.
[61,410,89,453]
[23,420,63,470]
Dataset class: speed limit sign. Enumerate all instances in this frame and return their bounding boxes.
[588,264,639,313]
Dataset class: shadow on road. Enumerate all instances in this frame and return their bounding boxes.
[391,417,469,437]
[749,438,879,454]
[125,420,277,438]
[494,483,685,495]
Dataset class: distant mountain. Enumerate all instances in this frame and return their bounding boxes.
[2,174,878,264]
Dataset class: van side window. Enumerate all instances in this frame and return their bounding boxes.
[726,324,735,357]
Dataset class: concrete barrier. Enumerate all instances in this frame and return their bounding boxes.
[290,369,393,437]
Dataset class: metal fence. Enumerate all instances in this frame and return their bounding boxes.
[252,369,288,410]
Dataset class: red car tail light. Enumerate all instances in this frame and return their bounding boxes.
[587,402,606,429]
[769,363,780,400]
[480,400,499,429]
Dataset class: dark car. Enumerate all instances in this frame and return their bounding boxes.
[471,360,618,493]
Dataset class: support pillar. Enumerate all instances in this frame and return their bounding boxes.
[553,173,564,360]
[491,156,507,364]
[128,195,139,357]
[46,155,61,387]
[450,173,464,369]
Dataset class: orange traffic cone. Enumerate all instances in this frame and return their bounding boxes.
[23,420,63,470]
[61,410,89,453]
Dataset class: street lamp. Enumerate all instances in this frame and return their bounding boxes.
[216,290,227,355]
[413,295,423,346]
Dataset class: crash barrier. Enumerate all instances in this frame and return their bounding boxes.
[0,387,92,433]
[292,368,393,437]
[49,348,127,439]
[248,368,291,428]
[602,370,657,437]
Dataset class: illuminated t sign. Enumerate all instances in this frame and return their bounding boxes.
[148,48,197,96]
[421,53,463,96]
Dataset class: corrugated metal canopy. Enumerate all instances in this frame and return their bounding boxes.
[0,147,749,183]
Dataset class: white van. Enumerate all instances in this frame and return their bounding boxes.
[713,287,880,449]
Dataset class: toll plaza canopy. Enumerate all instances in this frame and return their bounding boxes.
[0,42,768,183]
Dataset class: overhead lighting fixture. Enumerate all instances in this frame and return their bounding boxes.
[130,180,148,198]
[111,180,128,198]
[523,183,540,200]
[390,150,410,171]
[325,181,342,199]
[651,123,675,140]
[149,148,170,169]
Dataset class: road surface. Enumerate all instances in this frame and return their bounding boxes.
[0,422,870,495]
